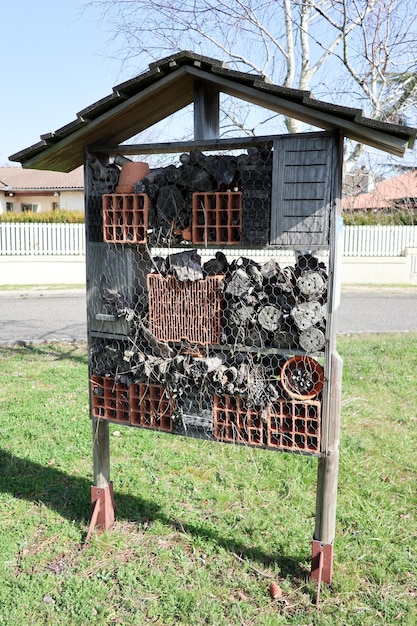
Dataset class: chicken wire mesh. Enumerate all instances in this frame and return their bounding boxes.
[86,140,334,456]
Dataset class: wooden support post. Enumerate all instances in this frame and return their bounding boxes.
[311,352,343,585]
[194,80,220,140]
[93,419,111,488]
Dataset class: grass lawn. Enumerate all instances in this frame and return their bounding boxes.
[0,335,416,625]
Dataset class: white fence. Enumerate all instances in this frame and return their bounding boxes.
[0,222,417,257]
[343,225,417,257]
[0,223,85,256]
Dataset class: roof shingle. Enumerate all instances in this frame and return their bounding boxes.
[0,166,83,191]
[342,171,417,210]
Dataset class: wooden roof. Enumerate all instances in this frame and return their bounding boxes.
[9,51,417,172]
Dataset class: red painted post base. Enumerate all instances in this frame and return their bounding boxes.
[85,484,116,543]
[311,540,334,585]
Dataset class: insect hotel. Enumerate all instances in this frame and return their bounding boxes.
[11,51,416,587]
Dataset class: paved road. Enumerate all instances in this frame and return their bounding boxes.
[336,289,417,334]
[0,288,416,344]
[0,290,87,344]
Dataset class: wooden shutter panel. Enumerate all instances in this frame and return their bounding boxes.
[271,133,340,246]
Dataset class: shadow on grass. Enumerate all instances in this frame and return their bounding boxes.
[0,448,308,581]
[0,342,87,365]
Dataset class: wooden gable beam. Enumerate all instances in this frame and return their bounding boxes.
[194,80,220,140]
[19,68,196,172]
[184,66,411,157]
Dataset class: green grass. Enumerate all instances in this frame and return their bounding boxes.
[0,337,416,625]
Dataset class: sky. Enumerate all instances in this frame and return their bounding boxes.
[1,1,133,166]
[2,1,415,173]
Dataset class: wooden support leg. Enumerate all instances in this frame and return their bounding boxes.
[85,483,115,543]
[311,541,332,606]
[311,352,343,586]
[311,534,335,586]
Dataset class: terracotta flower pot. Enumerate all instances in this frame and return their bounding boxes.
[115,161,150,193]
[280,355,324,400]
[181,226,192,241]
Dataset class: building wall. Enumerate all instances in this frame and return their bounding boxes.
[341,252,417,285]
[59,191,84,212]
[0,191,84,214]
[1,254,416,286]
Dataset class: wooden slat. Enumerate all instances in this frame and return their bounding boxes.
[280,202,327,217]
[271,134,338,246]
[282,149,329,167]
[282,183,327,201]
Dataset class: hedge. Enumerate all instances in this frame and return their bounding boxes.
[0,210,84,224]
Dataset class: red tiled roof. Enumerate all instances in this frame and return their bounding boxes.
[342,171,417,210]
[0,166,83,191]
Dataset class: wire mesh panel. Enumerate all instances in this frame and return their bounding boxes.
[86,136,338,456]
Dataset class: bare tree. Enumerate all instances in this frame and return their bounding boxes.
[85,0,417,168]
[312,0,417,169]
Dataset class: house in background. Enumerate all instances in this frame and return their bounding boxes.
[342,169,417,212]
[0,166,84,214]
